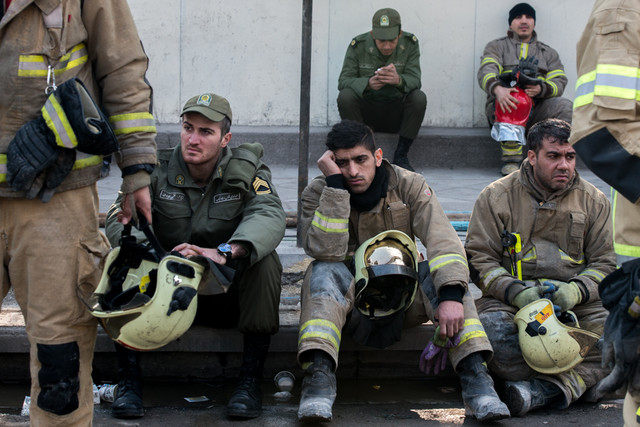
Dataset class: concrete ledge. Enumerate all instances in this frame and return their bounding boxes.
[156,125,503,169]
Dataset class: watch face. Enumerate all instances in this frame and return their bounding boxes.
[218,243,232,254]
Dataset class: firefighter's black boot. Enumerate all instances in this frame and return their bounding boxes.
[392,136,415,172]
[227,333,270,418]
[503,378,566,416]
[112,343,144,419]
[458,353,510,421]
[298,350,337,422]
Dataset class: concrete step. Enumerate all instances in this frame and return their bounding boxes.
[157,125,504,169]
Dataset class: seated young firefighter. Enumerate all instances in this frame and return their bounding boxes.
[296,119,510,422]
[103,93,286,420]
[465,118,616,416]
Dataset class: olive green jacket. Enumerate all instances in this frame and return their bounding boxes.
[106,143,286,268]
[338,31,422,101]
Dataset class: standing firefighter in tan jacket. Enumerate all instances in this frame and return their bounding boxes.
[295,119,510,423]
[465,119,616,417]
[0,1,156,426]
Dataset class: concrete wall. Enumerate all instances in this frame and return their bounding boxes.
[128,0,593,128]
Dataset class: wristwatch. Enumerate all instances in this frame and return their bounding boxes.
[217,243,233,263]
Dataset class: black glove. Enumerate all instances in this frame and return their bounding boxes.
[517,56,541,87]
[6,116,59,194]
[498,70,518,88]
[55,78,119,155]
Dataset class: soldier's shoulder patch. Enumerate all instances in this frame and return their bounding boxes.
[252,176,272,195]
[350,38,358,47]
[412,35,417,43]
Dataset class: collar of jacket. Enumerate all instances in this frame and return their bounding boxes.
[166,144,231,188]
[506,29,538,44]
[518,158,581,202]
[1,0,59,29]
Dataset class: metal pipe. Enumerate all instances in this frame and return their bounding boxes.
[297,0,312,247]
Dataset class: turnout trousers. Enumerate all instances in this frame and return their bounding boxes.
[297,261,492,371]
[0,185,110,426]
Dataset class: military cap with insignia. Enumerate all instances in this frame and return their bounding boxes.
[371,8,401,40]
[181,93,233,124]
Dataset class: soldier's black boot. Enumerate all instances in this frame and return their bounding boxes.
[227,333,270,418]
[298,350,337,422]
[112,343,144,419]
[458,353,510,421]
[392,136,415,172]
[503,378,566,416]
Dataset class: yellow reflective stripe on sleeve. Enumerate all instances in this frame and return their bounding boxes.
[482,266,510,290]
[72,153,102,170]
[480,57,503,72]
[311,210,349,233]
[428,253,468,273]
[457,318,488,346]
[18,43,88,77]
[546,80,559,97]
[41,95,78,149]
[578,268,607,283]
[298,319,341,350]
[482,73,497,90]
[574,64,640,109]
[546,69,566,80]
[559,249,585,265]
[109,113,156,135]
[0,154,6,183]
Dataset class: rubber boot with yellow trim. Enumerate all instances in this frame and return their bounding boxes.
[298,350,337,422]
[500,141,522,176]
[458,353,511,421]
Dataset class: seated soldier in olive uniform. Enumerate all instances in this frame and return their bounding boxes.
[104,93,286,420]
[337,8,427,172]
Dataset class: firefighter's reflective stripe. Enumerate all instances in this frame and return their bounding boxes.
[428,253,468,273]
[72,153,102,170]
[480,57,503,90]
[612,190,640,258]
[543,69,566,97]
[518,44,529,60]
[18,44,88,77]
[578,268,607,283]
[574,64,640,109]
[522,247,536,262]
[42,95,78,149]
[298,319,341,350]
[559,249,585,265]
[311,210,349,234]
[109,112,156,136]
[0,154,6,183]
[0,153,101,184]
[501,142,523,156]
[457,319,488,346]
[482,266,511,291]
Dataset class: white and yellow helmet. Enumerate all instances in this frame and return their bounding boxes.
[515,299,600,374]
[353,230,420,319]
[86,246,204,351]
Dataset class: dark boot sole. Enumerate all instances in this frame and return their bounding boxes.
[112,407,145,419]
[227,407,261,419]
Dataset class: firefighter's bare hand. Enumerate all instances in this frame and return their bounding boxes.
[494,85,519,113]
[435,300,465,339]
[524,84,541,98]
[318,150,341,177]
[120,186,152,225]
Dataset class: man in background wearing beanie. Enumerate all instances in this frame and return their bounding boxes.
[104,93,286,420]
[337,7,427,172]
[478,2,572,175]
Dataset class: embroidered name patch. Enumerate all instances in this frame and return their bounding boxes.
[159,189,185,201]
[214,193,241,203]
[252,177,272,195]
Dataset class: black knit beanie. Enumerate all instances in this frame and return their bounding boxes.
[509,3,536,25]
